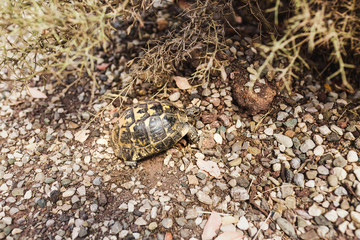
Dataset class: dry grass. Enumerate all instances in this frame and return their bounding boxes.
[0,0,149,102]
[256,0,360,92]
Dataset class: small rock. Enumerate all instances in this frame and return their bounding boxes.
[306,170,317,180]
[78,226,88,238]
[273,134,293,148]
[291,158,301,169]
[37,198,46,208]
[187,175,198,185]
[196,191,212,205]
[351,211,360,224]
[11,188,24,197]
[236,216,249,230]
[327,175,338,187]
[213,133,223,144]
[135,217,147,226]
[77,186,86,196]
[1,217,12,225]
[324,210,338,222]
[326,133,341,142]
[169,92,180,102]
[313,134,323,145]
[230,187,249,201]
[317,166,329,175]
[161,218,173,228]
[347,150,358,163]
[330,124,343,135]
[334,186,347,196]
[313,145,324,156]
[276,217,297,238]
[63,188,76,198]
[264,128,273,135]
[93,177,102,186]
[299,229,319,240]
[308,204,323,216]
[333,156,347,168]
[110,221,122,234]
[332,167,347,180]
[148,222,158,230]
[300,139,315,153]
[294,173,305,188]
[319,125,331,135]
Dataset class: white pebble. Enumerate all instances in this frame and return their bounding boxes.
[264,128,273,136]
[62,188,76,198]
[24,190,32,199]
[324,210,338,222]
[347,150,358,163]
[64,131,73,139]
[330,124,343,135]
[319,125,331,135]
[313,145,324,156]
[213,133,223,144]
[273,134,293,148]
[313,134,323,145]
[333,167,347,180]
[169,92,181,102]
[96,138,107,145]
[308,204,323,216]
[237,216,249,230]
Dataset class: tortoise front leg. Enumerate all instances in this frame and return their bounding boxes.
[124,160,137,167]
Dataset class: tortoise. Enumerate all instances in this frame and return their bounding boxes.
[110,99,199,166]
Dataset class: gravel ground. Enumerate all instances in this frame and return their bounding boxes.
[1,4,360,239]
[1,71,360,240]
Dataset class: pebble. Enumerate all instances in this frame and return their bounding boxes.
[300,139,315,153]
[63,188,76,198]
[148,222,158,230]
[317,226,329,238]
[273,134,293,148]
[230,187,249,201]
[306,170,317,180]
[294,173,305,188]
[169,92,180,102]
[324,210,338,222]
[196,191,212,205]
[354,168,360,181]
[332,167,347,180]
[351,211,360,224]
[161,218,173,228]
[290,158,301,169]
[37,198,46,208]
[276,218,297,238]
[2,217,12,225]
[313,145,324,156]
[319,125,331,135]
[110,221,122,234]
[93,177,102,186]
[333,156,347,168]
[334,186,347,196]
[317,165,329,175]
[135,217,147,226]
[236,216,249,230]
[347,150,358,162]
[308,204,323,216]
[264,128,273,135]
[330,124,343,135]
[313,134,323,145]
[213,133,223,144]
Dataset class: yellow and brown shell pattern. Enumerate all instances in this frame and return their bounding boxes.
[111,99,198,166]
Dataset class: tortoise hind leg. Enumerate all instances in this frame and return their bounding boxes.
[186,124,199,143]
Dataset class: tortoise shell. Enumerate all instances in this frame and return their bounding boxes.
[110,99,198,166]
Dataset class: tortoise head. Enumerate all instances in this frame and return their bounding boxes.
[185,106,201,125]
